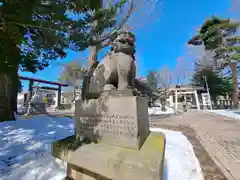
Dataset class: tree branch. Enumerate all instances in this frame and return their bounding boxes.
[4,21,65,33]
[92,0,134,45]
[100,40,111,49]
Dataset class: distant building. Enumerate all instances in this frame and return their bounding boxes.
[62,91,74,104]
[17,88,73,108]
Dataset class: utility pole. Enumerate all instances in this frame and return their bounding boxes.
[203,76,213,110]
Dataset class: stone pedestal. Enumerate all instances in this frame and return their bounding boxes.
[52,132,165,180]
[74,95,149,150]
[52,93,165,180]
[66,164,109,180]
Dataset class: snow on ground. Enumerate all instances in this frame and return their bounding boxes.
[150,128,204,180]
[209,110,240,120]
[148,107,174,115]
[0,116,203,180]
[0,116,74,180]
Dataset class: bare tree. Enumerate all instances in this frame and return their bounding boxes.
[87,0,161,71]
[79,0,161,100]
[86,0,134,72]
[58,59,87,102]
[173,56,193,86]
[156,66,172,111]
[121,0,161,32]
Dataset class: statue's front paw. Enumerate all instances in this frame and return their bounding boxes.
[127,86,134,89]
[103,84,117,91]
[133,88,139,95]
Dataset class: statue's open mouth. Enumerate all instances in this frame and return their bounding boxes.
[114,31,136,47]
[118,39,134,46]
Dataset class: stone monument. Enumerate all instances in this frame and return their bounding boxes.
[52,30,166,180]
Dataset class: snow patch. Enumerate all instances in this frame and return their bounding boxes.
[0,116,73,180]
[150,128,204,180]
[209,110,240,120]
[0,116,203,180]
[148,107,174,115]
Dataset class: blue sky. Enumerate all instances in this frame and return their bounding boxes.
[20,0,236,90]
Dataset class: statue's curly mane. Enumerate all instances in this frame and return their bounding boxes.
[111,30,136,58]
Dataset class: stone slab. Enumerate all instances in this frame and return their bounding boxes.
[52,132,166,180]
[74,95,149,150]
[66,163,110,180]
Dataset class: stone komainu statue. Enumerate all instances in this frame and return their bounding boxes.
[82,30,137,100]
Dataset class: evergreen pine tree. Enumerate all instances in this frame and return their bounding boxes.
[0,0,127,121]
[188,16,240,108]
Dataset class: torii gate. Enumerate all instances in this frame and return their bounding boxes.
[20,76,68,108]
[168,86,203,111]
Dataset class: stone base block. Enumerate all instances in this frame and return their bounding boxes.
[74,96,149,150]
[52,132,166,180]
[66,164,110,180]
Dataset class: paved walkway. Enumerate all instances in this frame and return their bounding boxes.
[150,111,240,180]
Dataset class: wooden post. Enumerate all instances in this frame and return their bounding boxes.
[57,85,62,109]
[194,90,200,110]
[175,90,178,111]
[28,80,34,101]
